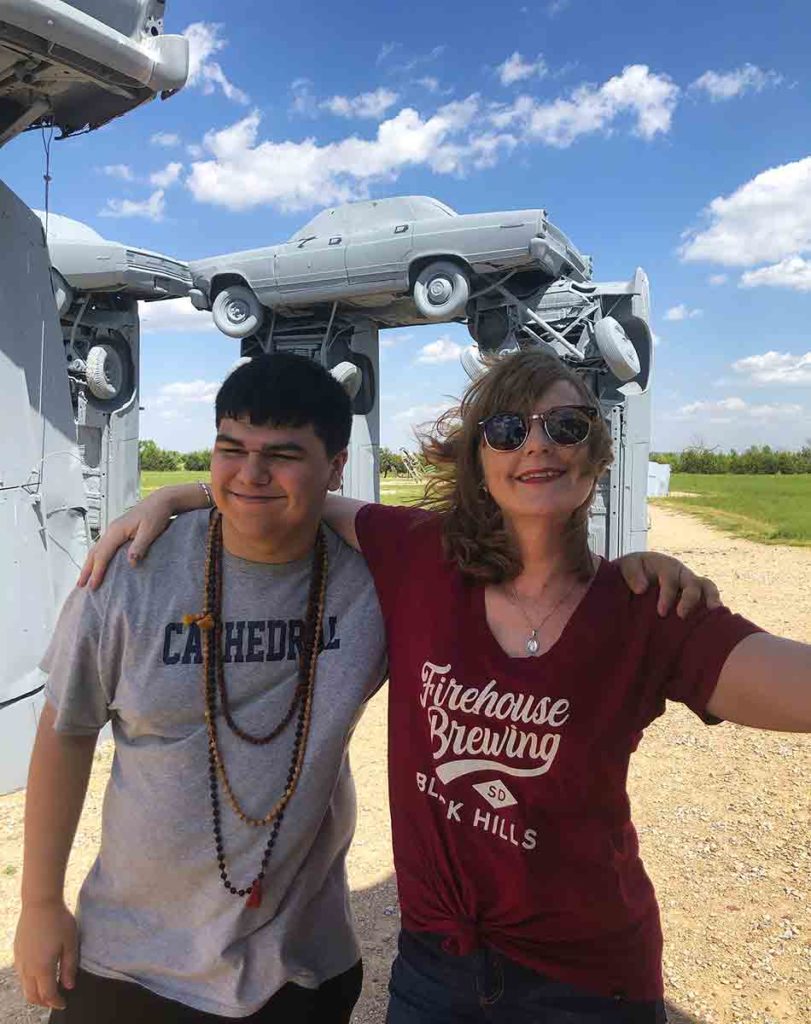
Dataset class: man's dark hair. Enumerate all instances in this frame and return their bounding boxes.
[215,353,352,456]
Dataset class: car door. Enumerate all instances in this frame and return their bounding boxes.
[273,234,349,305]
[345,206,413,297]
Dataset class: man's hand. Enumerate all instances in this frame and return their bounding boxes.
[615,551,722,618]
[14,900,78,1010]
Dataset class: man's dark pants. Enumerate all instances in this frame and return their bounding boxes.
[49,961,363,1024]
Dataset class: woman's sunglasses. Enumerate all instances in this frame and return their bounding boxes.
[479,406,598,451]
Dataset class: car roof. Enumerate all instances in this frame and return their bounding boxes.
[290,195,457,240]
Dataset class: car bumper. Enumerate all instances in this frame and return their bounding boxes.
[1,0,189,94]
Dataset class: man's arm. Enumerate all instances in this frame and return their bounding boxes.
[14,702,97,1010]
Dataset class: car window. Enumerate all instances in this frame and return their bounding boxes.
[409,197,457,219]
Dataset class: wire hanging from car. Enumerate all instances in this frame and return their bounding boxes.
[40,117,55,240]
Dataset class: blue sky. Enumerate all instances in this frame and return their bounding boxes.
[3,0,810,453]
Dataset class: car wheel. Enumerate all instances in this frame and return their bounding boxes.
[86,343,127,401]
[593,317,641,382]
[212,285,265,338]
[412,261,470,320]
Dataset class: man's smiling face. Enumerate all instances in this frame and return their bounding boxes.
[210,416,346,560]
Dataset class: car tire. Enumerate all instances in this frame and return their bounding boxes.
[212,285,265,338]
[86,343,126,401]
[593,316,641,383]
[412,261,470,320]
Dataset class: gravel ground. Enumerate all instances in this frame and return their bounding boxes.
[1,505,808,1024]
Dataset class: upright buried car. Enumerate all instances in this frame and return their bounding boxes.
[189,195,592,337]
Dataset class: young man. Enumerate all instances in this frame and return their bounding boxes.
[14,354,387,1022]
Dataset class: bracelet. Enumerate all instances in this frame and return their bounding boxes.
[199,482,214,508]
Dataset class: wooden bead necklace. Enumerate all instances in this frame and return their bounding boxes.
[198,510,328,907]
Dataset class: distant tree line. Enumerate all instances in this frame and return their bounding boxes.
[140,442,428,476]
[651,444,811,475]
[139,440,211,472]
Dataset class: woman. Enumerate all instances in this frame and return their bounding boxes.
[82,350,810,1022]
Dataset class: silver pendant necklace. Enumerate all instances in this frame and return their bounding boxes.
[508,576,582,656]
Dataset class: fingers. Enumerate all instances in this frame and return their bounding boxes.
[617,553,651,594]
[77,544,98,588]
[674,573,702,619]
[656,572,680,617]
[20,966,66,1010]
[59,935,78,991]
[127,519,165,565]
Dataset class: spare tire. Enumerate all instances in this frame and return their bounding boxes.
[412,260,470,320]
[86,343,126,400]
[593,317,641,383]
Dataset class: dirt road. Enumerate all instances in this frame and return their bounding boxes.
[1,506,808,1023]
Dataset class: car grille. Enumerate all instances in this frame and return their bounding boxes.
[126,250,191,283]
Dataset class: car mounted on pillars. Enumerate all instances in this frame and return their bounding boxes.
[186,195,592,338]
[40,212,191,535]
[0,0,189,795]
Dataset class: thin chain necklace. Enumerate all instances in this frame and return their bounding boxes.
[507,574,582,655]
[196,510,328,907]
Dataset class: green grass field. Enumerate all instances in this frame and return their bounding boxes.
[141,472,811,545]
[659,473,811,546]
[141,471,427,506]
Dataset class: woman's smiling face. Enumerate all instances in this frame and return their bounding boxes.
[479,380,598,529]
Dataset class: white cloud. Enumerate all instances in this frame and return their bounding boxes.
[183,22,248,104]
[100,164,135,181]
[376,42,398,66]
[675,396,804,422]
[663,304,702,321]
[151,132,181,147]
[155,380,221,405]
[740,256,811,293]
[188,64,684,212]
[690,64,782,101]
[392,401,449,425]
[652,332,662,347]
[731,351,811,387]
[708,273,728,285]
[186,98,493,212]
[497,52,547,86]
[149,162,184,188]
[416,336,466,364]
[321,88,400,120]
[490,64,679,145]
[138,298,216,334]
[99,189,165,221]
[547,0,571,14]
[679,156,811,267]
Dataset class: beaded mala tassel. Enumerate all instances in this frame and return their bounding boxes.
[201,510,328,908]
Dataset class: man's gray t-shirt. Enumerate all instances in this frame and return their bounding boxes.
[43,510,387,1017]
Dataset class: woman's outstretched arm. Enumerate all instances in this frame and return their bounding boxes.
[707,634,811,732]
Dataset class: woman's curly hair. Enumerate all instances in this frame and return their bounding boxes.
[419,349,613,584]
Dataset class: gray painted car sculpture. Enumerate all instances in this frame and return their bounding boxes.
[189,195,592,337]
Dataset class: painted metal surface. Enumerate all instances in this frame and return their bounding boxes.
[0,0,188,146]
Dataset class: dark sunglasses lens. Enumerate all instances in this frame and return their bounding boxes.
[484,414,527,450]
[545,409,592,445]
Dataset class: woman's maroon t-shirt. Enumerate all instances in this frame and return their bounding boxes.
[355,502,763,1001]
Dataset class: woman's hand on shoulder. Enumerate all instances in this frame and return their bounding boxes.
[614,551,722,619]
[78,483,207,589]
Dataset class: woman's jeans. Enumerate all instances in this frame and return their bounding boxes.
[387,931,668,1024]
